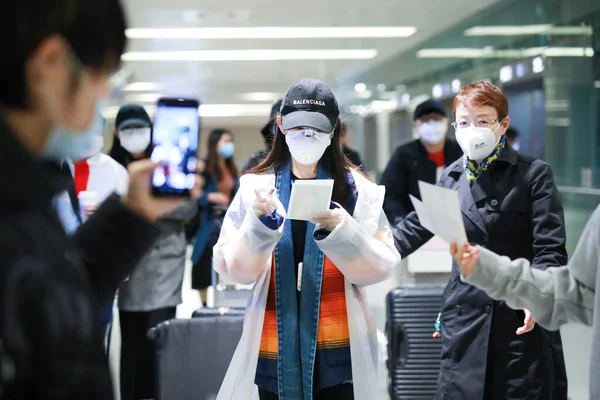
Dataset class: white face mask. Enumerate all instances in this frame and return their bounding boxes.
[512,141,520,152]
[119,127,151,154]
[455,125,501,161]
[418,121,447,144]
[285,129,331,165]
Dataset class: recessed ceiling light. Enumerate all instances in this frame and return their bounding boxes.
[432,84,443,99]
[464,25,553,36]
[464,25,592,36]
[499,65,513,83]
[451,79,461,93]
[122,49,378,62]
[238,92,281,102]
[102,103,274,118]
[532,57,544,73]
[417,47,594,58]
[125,26,417,39]
[354,83,367,92]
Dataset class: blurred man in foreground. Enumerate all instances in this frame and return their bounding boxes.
[0,1,200,398]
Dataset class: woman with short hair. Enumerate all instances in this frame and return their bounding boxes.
[392,80,568,400]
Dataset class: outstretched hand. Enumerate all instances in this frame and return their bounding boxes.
[312,205,344,231]
[449,242,480,277]
[516,309,536,335]
[252,188,279,217]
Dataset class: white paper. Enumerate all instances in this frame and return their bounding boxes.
[413,181,468,247]
[409,195,435,232]
[287,179,334,221]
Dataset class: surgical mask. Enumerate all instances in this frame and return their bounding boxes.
[285,129,332,165]
[418,121,447,144]
[76,135,104,161]
[119,127,151,154]
[219,142,235,159]
[41,100,106,161]
[512,142,520,152]
[455,125,501,161]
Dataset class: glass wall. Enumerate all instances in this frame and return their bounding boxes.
[344,0,599,253]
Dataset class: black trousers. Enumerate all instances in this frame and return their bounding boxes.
[258,383,354,399]
[119,307,177,400]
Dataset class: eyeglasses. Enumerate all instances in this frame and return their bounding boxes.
[451,117,504,130]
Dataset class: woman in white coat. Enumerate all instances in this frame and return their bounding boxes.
[213,78,401,400]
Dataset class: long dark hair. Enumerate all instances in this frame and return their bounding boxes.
[205,128,239,181]
[249,121,355,205]
[108,132,153,168]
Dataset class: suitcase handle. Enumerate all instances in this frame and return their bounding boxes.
[392,324,409,367]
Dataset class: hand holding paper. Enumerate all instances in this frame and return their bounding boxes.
[287,179,334,221]
[252,188,278,217]
[409,181,468,247]
[312,206,343,231]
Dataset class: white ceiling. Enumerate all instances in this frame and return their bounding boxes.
[113,0,499,126]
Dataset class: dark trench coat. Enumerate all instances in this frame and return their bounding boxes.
[392,145,568,400]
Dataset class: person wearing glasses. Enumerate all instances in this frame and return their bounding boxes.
[391,81,568,400]
[381,99,462,225]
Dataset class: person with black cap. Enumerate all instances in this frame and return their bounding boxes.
[213,78,400,400]
[380,99,462,225]
[109,103,154,165]
[109,104,200,400]
[242,98,283,173]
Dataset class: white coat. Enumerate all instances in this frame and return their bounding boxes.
[213,169,401,399]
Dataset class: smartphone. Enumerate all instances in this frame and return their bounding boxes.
[150,97,200,197]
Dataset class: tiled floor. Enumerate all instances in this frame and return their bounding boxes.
[107,248,592,400]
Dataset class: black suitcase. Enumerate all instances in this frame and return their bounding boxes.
[386,287,444,400]
[192,306,245,318]
[149,313,244,400]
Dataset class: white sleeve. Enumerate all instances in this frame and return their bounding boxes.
[463,205,600,330]
[212,185,286,285]
[316,209,401,286]
[115,164,129,196]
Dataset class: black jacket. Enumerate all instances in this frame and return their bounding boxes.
[381,139,463,225]
[242,149,268,174]
[0,116,160,399]
[392,145,568,400]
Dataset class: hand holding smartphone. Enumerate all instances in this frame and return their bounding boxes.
[150,97,200,197]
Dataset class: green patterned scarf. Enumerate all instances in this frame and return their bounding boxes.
[464,135,506,185]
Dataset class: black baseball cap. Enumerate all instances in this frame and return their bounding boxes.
[115,104,152,131]
[413,99,447,121]
[280,78,339,133]
[260,98,283,138]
